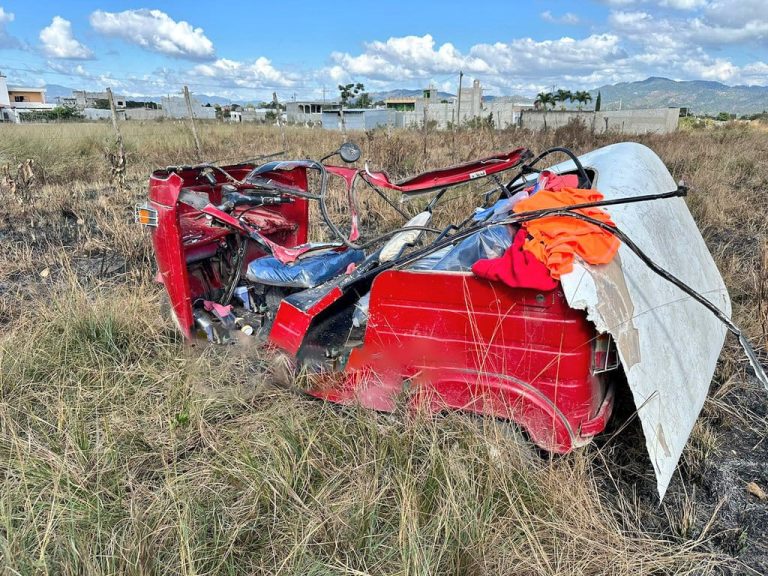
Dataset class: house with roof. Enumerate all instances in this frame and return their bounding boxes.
[0,71,54,122]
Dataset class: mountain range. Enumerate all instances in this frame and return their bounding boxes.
[42,83,236,106]
[41,77,768,115]
[588,77,768,115]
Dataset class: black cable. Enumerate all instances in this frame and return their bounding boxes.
[362,177,410,220]
[505,146,591,193]
[390,187,686,271]
[524,146,591,188]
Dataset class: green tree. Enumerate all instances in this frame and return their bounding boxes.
[126,100,157,109]
[535,92,556,132]
[355,92,372,108]
[573,91,592,110]
[535,92,556,110]
[595,91,602,112]
[338,82,365,135]
[338,83,365,106]
[554,89,573,108]
[21,106,83,122]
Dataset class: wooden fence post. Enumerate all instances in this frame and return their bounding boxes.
[106,87,126,191]
[183,85,203,160]
[273,92,287,151]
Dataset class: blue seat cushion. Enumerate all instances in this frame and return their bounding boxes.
[246,248,365,289]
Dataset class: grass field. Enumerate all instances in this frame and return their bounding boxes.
[0,120,766,574]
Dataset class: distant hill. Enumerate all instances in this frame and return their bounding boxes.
[41,77,767,115]
[42,83,235,106]
[43,84,78,101]
[589,77,768,115]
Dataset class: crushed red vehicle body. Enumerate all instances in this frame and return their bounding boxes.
[138,141,764,491]
[138,143,619,453]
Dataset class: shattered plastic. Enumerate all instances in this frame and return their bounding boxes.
[352,292,371,328]
[472,190,530,222]
[246,249,365,289]
[409,224,513,271]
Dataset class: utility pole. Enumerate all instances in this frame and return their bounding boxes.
[183,85,202,161]
[456,70,464,128]
[422,91,429,166]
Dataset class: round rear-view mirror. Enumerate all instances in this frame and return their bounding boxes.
[339,142,361,163]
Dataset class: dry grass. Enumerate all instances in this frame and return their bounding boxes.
[1,120,766,574]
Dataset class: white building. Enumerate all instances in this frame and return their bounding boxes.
[286,100,340,124]
[60,90,127,110]
[0,71,54,122]
[230,108,275,122]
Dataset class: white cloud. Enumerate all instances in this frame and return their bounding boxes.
[659,0,708,8]
[477,34,626,74]
[330,35,485,80]
[608,4,767,75]
[685,1,768,45]
[193,57,296,88]
[329,33,625,88]
[540,10,581,24]
[0,5,20,48]
[0,6,13,24]
[89,9,214,59]
[703,0,764,26]
[39,16,93,59]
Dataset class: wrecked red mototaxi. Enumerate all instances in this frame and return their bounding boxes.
[137,141,766,498]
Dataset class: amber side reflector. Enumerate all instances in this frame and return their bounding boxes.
[134,204,158,226]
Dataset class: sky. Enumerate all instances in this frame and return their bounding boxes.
[0,0,766,102]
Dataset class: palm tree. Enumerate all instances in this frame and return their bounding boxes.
[535,91,556,110]
[554,89,573,109]
[535,91,556,131]
[573,91,593,110]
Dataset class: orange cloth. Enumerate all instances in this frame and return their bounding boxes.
[513,188,620,279]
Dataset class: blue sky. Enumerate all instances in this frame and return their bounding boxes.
[0,0,766,101]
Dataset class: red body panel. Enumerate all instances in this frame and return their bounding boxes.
[147,172,196,336]
[147,165,310,334]
[309,271,610,452]
[364,148,530,194]
[269,287,345,355]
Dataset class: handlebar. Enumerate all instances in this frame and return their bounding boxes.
[216,191,292,213]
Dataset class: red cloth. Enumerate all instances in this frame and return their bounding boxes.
[531,170,579,193]
[471,228,558,291]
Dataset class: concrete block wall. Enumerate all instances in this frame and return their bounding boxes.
[124,108,165,121]
[520,108,679,134]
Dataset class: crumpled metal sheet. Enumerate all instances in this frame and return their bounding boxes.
[552,142,731,499]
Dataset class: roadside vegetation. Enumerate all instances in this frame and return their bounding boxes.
[0,121,766,574]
